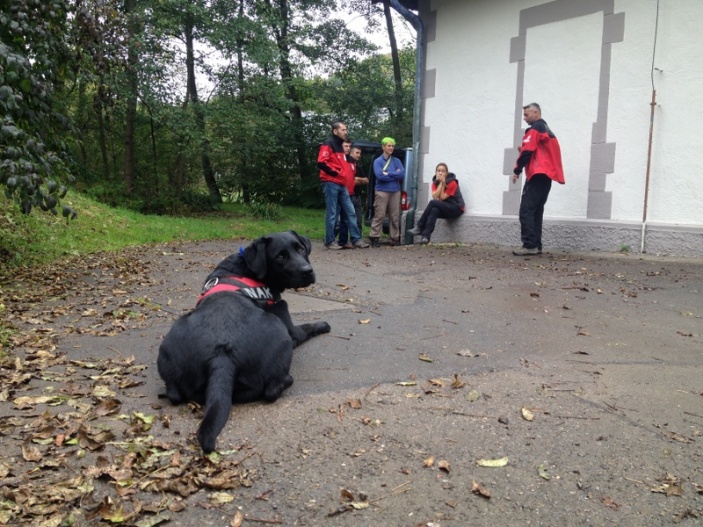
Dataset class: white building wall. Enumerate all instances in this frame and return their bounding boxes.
[416,0,703,255]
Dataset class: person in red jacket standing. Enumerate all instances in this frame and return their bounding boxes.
[512,103,565,256]
[318,122,369,250]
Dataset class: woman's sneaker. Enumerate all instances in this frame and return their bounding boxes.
[407,226,421,235]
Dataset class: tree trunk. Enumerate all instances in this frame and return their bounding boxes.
[184,11,222,203]
[383,0,404,124]
[123,0,138,194]
[94,84,110,182]
[76,77,88,167]
[236,0,250,203]
[274,0,310,181]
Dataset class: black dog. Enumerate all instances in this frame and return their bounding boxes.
[157,231,330,453]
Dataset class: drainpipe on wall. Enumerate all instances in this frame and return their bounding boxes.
[641,0,660,254]
[641,88,656,253]
[388,0,424,245]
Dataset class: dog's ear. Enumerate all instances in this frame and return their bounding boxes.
[289,230,312,256]
[243,236,269,280]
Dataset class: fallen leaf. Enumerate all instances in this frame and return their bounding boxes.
[340,488,355,501]
[418,353,433,363]
[471,481,491,499]
[601,496,619,510]
[438,460,450,473]
[465,390,480,402]
[346,398,362,409]
[92,385,117,398]
[396,381,417,386]
[651,473,684,496]
[450,374,465,389]
[22,444,43,462]
[230,510,243,527]
[358,318,371,324]
[477,457,509,468]
[423,455,435,468]
[13,395,63,409]
[538,464,550,480]
[521,408,534,421]
[210,492,235,505]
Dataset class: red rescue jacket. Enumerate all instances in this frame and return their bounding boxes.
[317,135,347,185]
[515,119,565,184]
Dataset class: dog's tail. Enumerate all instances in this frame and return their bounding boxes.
[197,353,236,454]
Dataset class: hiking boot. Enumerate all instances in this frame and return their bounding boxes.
[353,240,370,249]
[420,237,430,245]
[325,243,342,250]
[407,226,421,235]
[341,243,353,249]
[512,246,539,256]
[369,237,380,248]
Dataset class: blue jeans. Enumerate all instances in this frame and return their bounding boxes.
[322,182,360,245]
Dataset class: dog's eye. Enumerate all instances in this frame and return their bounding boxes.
[296,245,306,255]
[276,253,286,262]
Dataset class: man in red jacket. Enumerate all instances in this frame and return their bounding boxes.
[512,103,565,256]
[318,122,369,250]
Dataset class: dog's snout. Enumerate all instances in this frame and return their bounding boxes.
[302,267,314,281]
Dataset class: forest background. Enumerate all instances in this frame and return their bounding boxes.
[0,0,415,240]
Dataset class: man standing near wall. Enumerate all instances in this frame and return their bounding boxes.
[512,103,565,256]
[318,122,369,250]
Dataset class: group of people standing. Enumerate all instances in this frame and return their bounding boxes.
[318,103,564,254]
[317,122,369,249]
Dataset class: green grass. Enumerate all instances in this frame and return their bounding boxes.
[0,192,325,273]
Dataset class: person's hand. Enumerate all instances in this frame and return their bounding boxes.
[512,174,519,184]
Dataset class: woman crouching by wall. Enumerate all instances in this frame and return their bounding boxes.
[408,163,465,244]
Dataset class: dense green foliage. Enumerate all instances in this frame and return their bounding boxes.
[0,0,77,217]
[1,0,415,218]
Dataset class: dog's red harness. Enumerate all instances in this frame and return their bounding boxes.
[197,276,277,308]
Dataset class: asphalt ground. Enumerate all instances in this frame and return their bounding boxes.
[1,238,702,526]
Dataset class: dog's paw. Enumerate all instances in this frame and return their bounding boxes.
[317,322,331,334]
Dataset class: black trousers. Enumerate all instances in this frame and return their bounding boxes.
[337,195,363,245]
[417,199,463,240]
[519,174,552,249]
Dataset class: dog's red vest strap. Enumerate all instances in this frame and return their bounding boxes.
[197,276,277,307]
